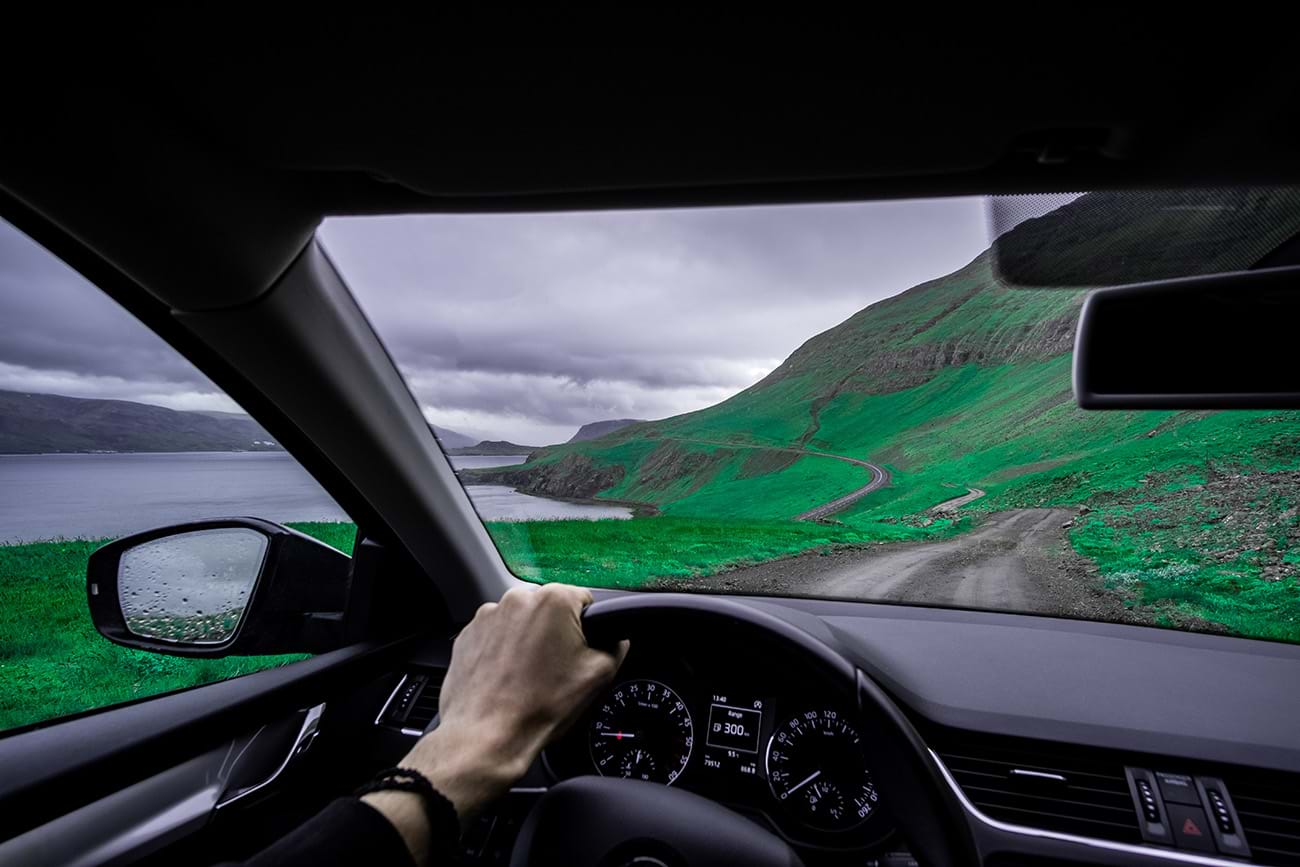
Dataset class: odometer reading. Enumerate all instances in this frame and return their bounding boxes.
[589,679,694,785]
[765,708,880,831]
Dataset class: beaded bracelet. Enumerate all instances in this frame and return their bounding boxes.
[355,766,460,856]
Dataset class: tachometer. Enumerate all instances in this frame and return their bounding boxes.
[589,679,694,785]
[765,708,879,831]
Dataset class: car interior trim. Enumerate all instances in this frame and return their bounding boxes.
[373,674,411,727]
[216,703,325,810]
[930,748,1259,867]
[175,240,520,620]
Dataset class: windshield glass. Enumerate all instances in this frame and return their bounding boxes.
[321,193,1300,645]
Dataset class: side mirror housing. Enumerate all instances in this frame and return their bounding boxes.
[87,518,352,657]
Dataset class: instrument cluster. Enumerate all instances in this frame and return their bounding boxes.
[545,648,893,851]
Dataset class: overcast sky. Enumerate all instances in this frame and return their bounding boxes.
[0,197,1005,445]
[320,198,996,443]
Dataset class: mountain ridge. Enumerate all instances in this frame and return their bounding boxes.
[568,419,645,443]
[430,425,478,449]
[446,440,541,456]
[0,390,280,455]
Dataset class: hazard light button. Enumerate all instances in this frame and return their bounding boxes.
[1167,804,1215,853]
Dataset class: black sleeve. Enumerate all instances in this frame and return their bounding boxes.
[217,798,417,867]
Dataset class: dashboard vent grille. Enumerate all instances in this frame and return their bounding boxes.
[1228,769,1300,865]
[404,682,441,732]
[936,732,1141,844]
[377,672,443,735]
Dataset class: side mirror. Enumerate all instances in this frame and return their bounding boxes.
[87,518,352,657]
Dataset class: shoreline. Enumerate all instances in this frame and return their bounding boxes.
[463,483,660,518]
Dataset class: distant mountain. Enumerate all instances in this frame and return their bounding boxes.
[568,419,645,443]
[0,391,281,454]
[446,440,541,456]
[430,425,478,449]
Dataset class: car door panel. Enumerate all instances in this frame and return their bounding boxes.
[0,637,422,845]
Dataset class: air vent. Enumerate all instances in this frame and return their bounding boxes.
[376,672,443,735]
[404,681,441,732]
[935,732,1141,844]
[1227,769,1300,866]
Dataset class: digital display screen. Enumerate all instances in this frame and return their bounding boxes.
[706,701,763,754]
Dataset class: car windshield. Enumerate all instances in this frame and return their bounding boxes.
[320,191,1300,645]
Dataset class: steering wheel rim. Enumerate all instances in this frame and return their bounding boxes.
[512,593,976,867]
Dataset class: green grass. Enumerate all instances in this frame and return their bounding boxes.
[1064,467,1300,641]
[0,522,354,734]
[485,515,964,589]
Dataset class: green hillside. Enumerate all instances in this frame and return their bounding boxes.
[474,191,1300,640]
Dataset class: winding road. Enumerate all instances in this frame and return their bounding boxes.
[930,486,986,514]
[794,460,891,521]
[656,437,890,521]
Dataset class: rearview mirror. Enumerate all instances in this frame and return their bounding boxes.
[87,518,353,657]
[1074,266,1300,409]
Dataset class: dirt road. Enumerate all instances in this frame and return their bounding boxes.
[687,508,1138,620]
[929,486,985,514]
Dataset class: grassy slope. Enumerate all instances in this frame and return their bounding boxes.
[471,196,1300,640]
[492,254,1087,521]
[0,522,354,733]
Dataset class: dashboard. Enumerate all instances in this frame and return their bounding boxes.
[542,637,896,854]
[366,593,1300,867]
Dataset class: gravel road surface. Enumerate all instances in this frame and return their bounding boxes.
[686,508,1142,621]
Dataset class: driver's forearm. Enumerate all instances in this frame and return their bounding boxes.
[362,724,524,864]
[361,790,436,865]
[216,797,417,867]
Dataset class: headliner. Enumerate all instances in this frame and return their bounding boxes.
[2,21,1298,309]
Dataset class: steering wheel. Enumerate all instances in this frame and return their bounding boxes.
[508,593,976,867]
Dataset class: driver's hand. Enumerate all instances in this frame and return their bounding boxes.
[364,583,627,858]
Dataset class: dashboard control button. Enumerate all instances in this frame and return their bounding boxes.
[1206,788,1233,833]
[1195,776,1251,859]
[1126,768,1171,844]
[1167,804,1215,853]
[1135,778,1161,822]
[1156,771,1201,806]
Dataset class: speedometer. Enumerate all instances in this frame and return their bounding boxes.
[589,679,694,785]
[765,708,880,831]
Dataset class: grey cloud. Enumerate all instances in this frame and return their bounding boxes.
[405,367,738,427]
[320,198,993,441]
[1,198,993,443]
[0,222,218,397]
